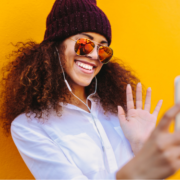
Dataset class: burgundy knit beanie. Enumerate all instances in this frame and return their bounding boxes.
[43,0,112,45]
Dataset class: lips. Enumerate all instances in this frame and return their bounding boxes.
[75,60,96,74]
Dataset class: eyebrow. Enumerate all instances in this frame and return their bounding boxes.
[81,33,108,45]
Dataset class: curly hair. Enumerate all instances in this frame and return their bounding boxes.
[0,40,140,135]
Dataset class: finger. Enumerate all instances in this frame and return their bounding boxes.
[169,146,180,159]
[127,84,134,111]
[163,146,180,172]
[136,82,142,109]
[118,106,127,124]
[144,87,152,112]
[157,131,180,153]
[157,103,180,131]
[152,100,163,117]
[174,160,180,173]
[163,131,180,148]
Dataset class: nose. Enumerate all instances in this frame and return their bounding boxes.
[87,45,99,60]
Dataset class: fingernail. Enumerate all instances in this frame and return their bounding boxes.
[118,105,122,111]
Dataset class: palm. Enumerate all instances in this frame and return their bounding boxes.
[118,83,163,152]
[123,108,157,144]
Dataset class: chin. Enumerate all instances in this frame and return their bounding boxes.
[77,80,92,87]
[69,73,96,88]
[74,77,94,87]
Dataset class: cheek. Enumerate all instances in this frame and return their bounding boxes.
[64,50,76,68]
[95,63,103,75]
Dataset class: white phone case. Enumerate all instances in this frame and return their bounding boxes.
[175,76,180,130]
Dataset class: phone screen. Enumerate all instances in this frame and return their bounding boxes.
[175,76,180,130]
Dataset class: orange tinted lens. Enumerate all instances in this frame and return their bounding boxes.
[75,38,95,55]
[98,46,113,64]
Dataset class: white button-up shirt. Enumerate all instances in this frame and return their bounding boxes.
[11,97,134,180]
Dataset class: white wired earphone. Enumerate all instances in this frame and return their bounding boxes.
[55,47,105,152]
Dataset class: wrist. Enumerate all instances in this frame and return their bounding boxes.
[116,167,130,179]
[116,159,139,179]
[116,155,146,180]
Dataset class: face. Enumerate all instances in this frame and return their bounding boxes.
[61,32,109,88]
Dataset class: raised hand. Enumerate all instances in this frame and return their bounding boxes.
[116,103,180,179]
[118,83,163,154]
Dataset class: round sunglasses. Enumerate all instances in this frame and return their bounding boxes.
[70,38,113,64]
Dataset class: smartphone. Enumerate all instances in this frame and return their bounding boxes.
[175,76,180,130]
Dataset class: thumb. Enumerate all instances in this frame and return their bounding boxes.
[118,106,127,125]
[157,103,180,131]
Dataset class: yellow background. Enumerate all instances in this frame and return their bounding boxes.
[0,0,180,179]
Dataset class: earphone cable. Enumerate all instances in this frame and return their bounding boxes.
[55,47,105,152]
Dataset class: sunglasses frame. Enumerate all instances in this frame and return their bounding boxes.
[70,37,113,64]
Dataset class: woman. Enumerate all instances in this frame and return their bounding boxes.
[1,0,180,179]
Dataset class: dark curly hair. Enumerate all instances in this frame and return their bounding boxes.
[0,40,140,135]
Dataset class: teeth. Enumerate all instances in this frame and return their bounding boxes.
[77,61,93,70]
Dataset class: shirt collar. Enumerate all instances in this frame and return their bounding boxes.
[59,93,99,113]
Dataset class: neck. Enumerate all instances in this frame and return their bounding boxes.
[65,79,92,113]
[68,79,87,104]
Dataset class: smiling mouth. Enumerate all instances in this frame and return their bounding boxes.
[75,60,96,71]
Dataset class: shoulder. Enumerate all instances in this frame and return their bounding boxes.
[11,112,50,140]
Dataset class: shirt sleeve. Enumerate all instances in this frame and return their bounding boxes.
[11,118,91,180]
[11,117,117,180]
